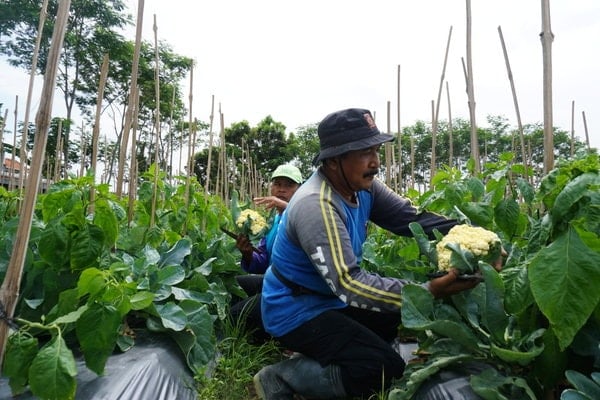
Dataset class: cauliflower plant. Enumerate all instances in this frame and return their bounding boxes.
[436,224,501,273]
[236,209,268,236]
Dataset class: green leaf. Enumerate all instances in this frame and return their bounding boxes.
[28,335,77,400]
[38,220,70,268]
[171,301,216,375]
[490,342,544,366]
[77,267,106,298]
[158,237,192,267]
[551,172,600,222]
[70,224,105,270]
[479,263,509,342]
[529,224,600,350]
[408,222,435,264]
[4,332,39,395]
[565,370,600,400]
[53,304,89,324]
[93,199,119,246]
[494,198,521,237]
[129,291,155,310]
[516,177,535,205]
[155,302,187,331]
[76,303,121,375]
[459,202,494,229]
[157,265,186,286]
[471,368,537,400]
[401,285,481,351]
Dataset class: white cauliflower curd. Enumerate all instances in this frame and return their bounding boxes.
[436,224,501,272]
[236,209,268,236]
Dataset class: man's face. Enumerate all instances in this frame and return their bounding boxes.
[339,145,382,191]
[270,177,300,201]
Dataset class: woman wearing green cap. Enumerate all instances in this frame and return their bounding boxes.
[230,164,303,342]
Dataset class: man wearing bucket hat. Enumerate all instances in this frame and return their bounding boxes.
[253,108,492,399]
[229,164,303,342]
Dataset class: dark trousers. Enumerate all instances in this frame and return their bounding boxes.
[275,307,405,397]
[229,275,270,343]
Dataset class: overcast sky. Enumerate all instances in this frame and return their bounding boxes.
[1,0,599,152]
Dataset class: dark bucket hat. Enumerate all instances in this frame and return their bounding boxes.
[313,108,394,164]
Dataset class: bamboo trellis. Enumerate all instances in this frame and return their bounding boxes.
[89,53,109,214]
[0,0,71,367]
[541,0,554,174]
[498,25,530,181]
[465,0,480,174]
[117,0,144,199]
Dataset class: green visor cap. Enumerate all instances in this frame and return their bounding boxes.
[271,164,303,184]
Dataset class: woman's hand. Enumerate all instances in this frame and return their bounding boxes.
[254,196,287,213]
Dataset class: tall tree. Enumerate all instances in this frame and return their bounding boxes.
[0,0,131,175]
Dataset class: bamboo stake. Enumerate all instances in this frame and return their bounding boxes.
[19,0,49,196]
[79,121,86,178]
[570,100,575,157]
[540,0,554,174]
[150,14,160,227]
[205,95,215,194]
[430,100,435,188]
[184,65,194,213]
[385,100,392,187]
[498,25,529,180]
[0,0,71,367]
[582,111,590,150]
[0,109,7,174]
[446,81,454,166]
[465,0,480,173]
[117,0,144,198]
[53,119,62,181]
[167,85,175,183]
[10,96,18,191]
[396,65,402,192]
[127,86,140,224]
[89,54,109,213]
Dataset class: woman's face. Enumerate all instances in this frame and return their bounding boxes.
[270,177,300,202]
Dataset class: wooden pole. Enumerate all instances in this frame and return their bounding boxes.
[385,101,392,187]
[205,95,215,194]
[19,0,49,195]
[150,14,160,227]
[570,100,575,157]
[127,87,140,224]
[582,111,590,151]
[446,81,454,166]
[89,54,109,213]
[184,65,194,213]
[498,25,529,179]
[540,0,554,174]
[53,119,62,181]
[0,0,71,367]
[465,0,480,173]
[430,100,435,188]
[79,121,86,178]
[117,0,144,198]
[396,65,402,192]
[10,96,18,191]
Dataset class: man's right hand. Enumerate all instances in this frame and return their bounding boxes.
[427,268,481,298]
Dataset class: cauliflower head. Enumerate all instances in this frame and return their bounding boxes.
[236,209,268,236]
[436,225,501,272]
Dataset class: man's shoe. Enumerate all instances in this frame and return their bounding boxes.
[253,364,294,400]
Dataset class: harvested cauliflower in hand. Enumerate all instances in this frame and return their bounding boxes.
[236,209,268,236]
[436,225,502,274]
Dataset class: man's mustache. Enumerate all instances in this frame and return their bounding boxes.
[363,169,379,178]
